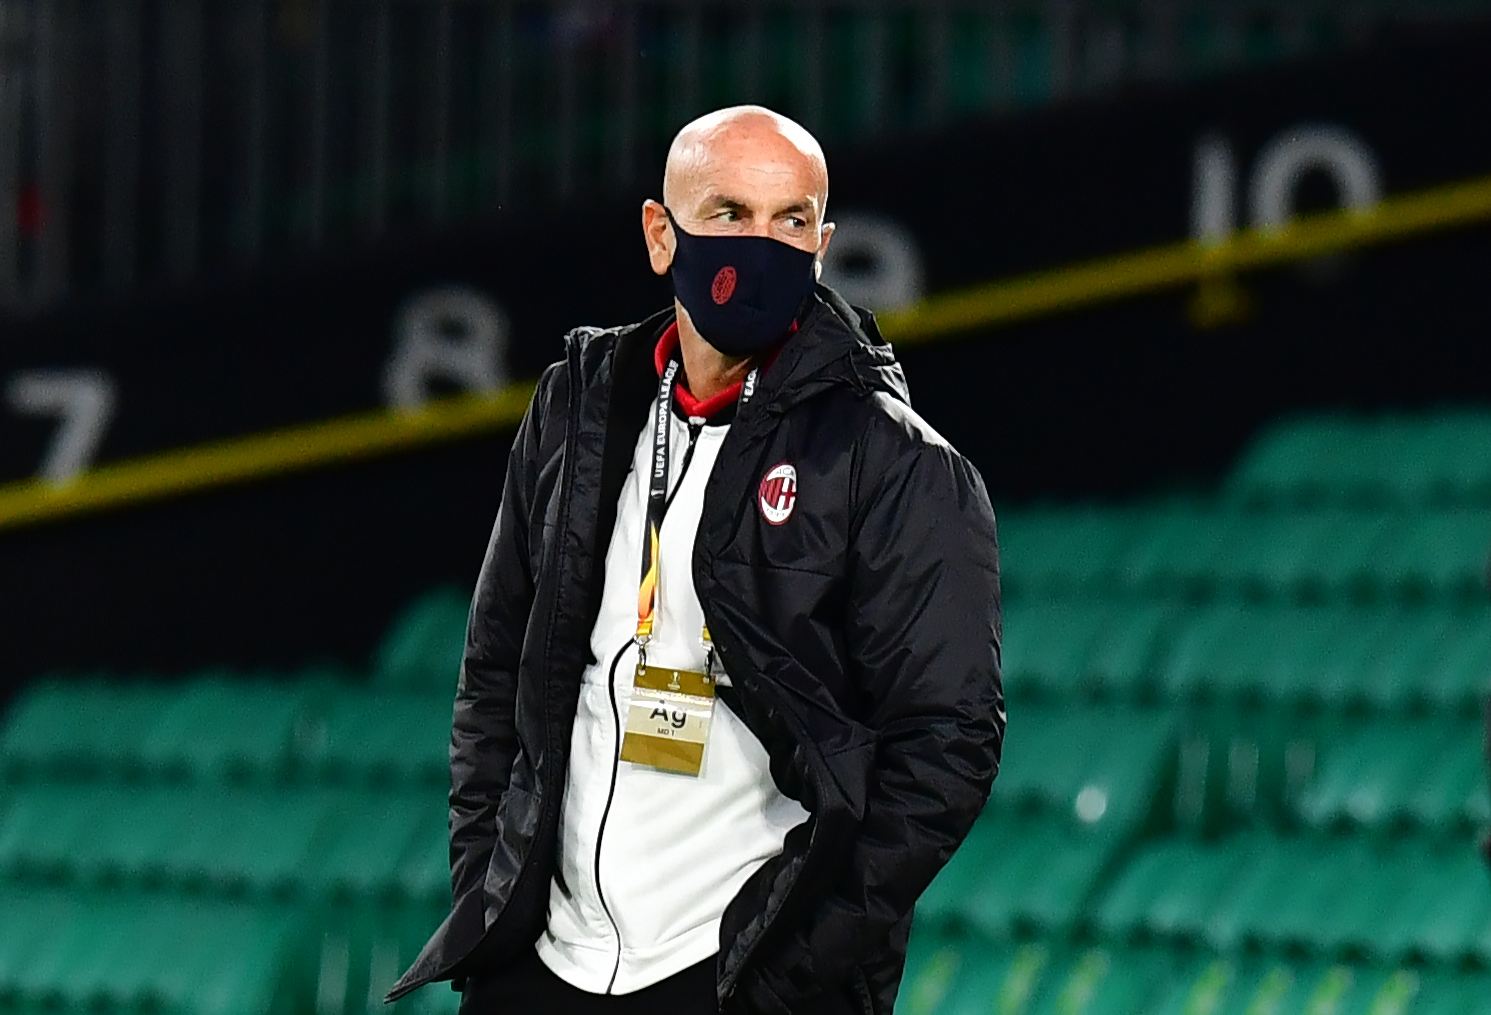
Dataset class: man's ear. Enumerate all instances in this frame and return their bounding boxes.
[814,221,836,280]
[642,200,675,276]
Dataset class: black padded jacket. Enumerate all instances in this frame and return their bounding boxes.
[385,286,1005,1015]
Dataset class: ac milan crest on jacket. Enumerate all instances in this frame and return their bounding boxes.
[758,463,798,524]
[386,286,1004,1015]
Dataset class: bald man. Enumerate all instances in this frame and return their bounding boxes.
[388,106,1003,1015]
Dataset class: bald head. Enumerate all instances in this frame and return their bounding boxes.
[663,106,828,216]
[643,106,834,279]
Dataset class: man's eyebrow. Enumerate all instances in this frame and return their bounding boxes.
[699,194,751,212]
[695,195,818,219]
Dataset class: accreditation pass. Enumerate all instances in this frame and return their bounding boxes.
[619,664,716,776]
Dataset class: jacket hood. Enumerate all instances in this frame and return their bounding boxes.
[762,283,911,412]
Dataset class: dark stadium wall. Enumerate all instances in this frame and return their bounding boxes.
[2,23,1490,688]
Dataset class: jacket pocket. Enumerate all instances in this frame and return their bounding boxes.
[852,967,875,1015]
[485,784,540,905]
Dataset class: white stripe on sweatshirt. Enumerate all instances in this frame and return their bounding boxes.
[535,395,809,995]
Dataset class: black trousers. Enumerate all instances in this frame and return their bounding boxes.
[459,949,718,1015]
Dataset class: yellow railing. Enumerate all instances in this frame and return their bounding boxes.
[0,386,536,530]
[878,172,1491,341]
[4,170,1491,532]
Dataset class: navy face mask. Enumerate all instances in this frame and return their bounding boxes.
[665,208,818,357]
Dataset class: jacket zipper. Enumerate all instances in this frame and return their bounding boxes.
[594,413,704,993]
[706,619,826,1006]
[703,408,820,1006]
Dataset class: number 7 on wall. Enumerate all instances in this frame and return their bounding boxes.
[5,369,117,485]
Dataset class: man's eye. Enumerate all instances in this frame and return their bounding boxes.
[785,216,807,229]
[718,209,740,222]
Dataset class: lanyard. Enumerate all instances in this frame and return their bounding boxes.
[635,356,759,661]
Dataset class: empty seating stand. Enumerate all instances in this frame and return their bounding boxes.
[897,934,1491,1015]
[297,689,452,786]
[1003,601,1491,714]
[372,586,471,694]
[1092,835,1491,963]
[5,409,1491,1015]
[0,889,306,1015]
[0,590,472,1015]
[917,706,1174,939]
[0,784,447,907]
[1228,411,1491,507]
[999,505,1491,604]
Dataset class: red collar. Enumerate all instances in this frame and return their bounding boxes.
[653,321,793,420]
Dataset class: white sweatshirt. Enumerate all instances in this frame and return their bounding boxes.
[535,391,809,995]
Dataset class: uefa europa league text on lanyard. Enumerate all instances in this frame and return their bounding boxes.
[619,357,760,777]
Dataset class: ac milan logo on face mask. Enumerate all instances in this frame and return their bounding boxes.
[711,266,738,305]
[758,463,798,525]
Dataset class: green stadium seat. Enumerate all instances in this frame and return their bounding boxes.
[1023,947,1164,1015]
[1083,604,1174,700]
[0,785,124,881]
[0,781,459,906]
[999,601,1109,699]
[993,703,1174,838]
[1005,505,1488,604]
[395,822,452,907]
[1228,411,1491,508]
[307,902,453,1015]
[1407,735,1491,831]
[995,507,1138,599]
[1295,716,1487,833]
[162,789,332,896]
[1091,837,1233,944]
[298,689,452,785]
[1213,511,1392,601]
[1227,415,1366,505]
[1158,604,1369,705]
[1001,603,1173,701]
[310,792,445,902]
[1149,957,1464,1015]
[917,815,1118,938]
[1094,834,1491,962]
[372,587,471,693]
[132,675,317,782]
[1161,603,1267,702]
[897,939,1169,1015]
[70,786,196,884]
[1001,503,1491,599]
[0,786,339,896]
[1418,612,1491,711]
[1158,604,1490,712]
[1375,849,1491,962]
[0,678,175,777]
[29,784,454,911]
[1112,504,1245,598]
[1426,412,1491,505]
[1373,509,1491,601]
[0,890,305,1015]
[1350,611,1460,712]
[895,926,965,1015]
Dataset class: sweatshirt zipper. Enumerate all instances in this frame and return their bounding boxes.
[666,419,705,512]
[593,413,705,993]
[593,640,632,993]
